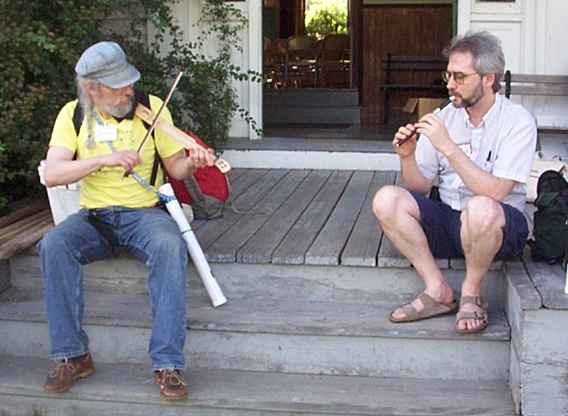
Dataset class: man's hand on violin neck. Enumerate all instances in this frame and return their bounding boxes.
[187,148,215,169]
[102,150,141,171]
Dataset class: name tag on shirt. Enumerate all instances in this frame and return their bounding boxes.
[95,124,118,142]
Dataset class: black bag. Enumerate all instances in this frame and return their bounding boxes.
[529,170,568,264]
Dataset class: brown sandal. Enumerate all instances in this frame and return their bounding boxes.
[389,292,458,323]
[455,295,489,334]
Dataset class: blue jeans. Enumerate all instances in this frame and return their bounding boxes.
[38,207,188,370]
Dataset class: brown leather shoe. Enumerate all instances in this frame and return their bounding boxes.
[154,369,188,400]
[43,352,95,393]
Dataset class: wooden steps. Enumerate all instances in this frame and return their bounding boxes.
[2,168,565,415]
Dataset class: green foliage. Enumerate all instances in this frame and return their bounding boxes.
[305,2,347,39]
[0,0,259,212]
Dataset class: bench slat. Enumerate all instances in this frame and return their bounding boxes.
[505,71,568,99]
[507,84,568,96]
[382,63,446,71]
[382,84,445,90]
[509,74,568,84]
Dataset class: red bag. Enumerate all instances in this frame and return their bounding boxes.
[168,132,230,220]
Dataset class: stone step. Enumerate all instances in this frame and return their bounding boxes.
[0,355,515,416]
[9,254,507,306]
[0,286,509,381]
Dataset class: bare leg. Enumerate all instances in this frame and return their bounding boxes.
[458,196,505,332]
[372,185,453,319]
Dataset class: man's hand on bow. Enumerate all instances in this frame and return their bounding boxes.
[102,150,141,172]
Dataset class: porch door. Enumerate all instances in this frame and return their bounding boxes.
[361,3,453,125]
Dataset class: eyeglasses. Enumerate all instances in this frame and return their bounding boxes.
[441,71,480,85]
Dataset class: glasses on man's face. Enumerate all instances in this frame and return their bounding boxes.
[441,70,480,85]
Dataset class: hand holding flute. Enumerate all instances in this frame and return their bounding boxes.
[393,97,454,153]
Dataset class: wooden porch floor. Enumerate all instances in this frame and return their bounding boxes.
[193,168,462,269]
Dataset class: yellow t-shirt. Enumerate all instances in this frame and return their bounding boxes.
[49,95,183,209]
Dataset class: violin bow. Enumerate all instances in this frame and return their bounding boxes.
[124,71,184,177]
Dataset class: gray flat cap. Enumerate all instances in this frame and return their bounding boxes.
[75,41,140,89]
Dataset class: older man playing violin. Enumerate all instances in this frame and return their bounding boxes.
[39,41,213,400]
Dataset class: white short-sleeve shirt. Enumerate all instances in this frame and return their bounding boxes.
[415,94,537,212]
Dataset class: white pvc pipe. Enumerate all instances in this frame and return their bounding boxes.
[565,267,568,295]
[159,183,227,307]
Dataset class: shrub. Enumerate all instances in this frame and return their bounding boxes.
[306,5,347,39]
[0,0,259,212]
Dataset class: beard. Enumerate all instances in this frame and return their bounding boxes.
[100,95,135,118]
[450,82,485,109]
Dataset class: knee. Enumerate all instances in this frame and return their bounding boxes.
[372,185,406,223]
[150,231,187,260]
[461,196,504,233]
[38,227,66,258]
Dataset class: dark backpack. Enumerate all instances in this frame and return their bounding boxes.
[529,169,568,264]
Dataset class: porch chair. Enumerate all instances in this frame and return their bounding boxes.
[284,35,318,88]
[317,33,351,88]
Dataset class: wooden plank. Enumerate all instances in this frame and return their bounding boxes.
[191,168,264,231]
[341,171,396,267]
[384,55,447,63]
[377,234,412,268]
[272,171,351,265]
[305,171,373,266]
[511,74,568,83]
[0,210,52,245]
[226,167,247,183]
[509,84,568,96]
[0,217,53,260]
[0,199,49,229]
[205,169,305,262]
[238,170,331,264]
[193,169,273,248]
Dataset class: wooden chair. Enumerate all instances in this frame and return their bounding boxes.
[263,37,286,89]
[317,33,350,88]
[284,35,318,88]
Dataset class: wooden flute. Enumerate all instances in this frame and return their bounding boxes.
[395,96,454,147]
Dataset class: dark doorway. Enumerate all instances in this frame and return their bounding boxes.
[262,1,454,136]
[361,3,453,125]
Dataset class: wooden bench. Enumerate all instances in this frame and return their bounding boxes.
[503,70,568,150]
[503,70,568,99]
[0,199,53,261]
[380,54,447,124]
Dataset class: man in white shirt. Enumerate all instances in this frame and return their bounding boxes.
[372,31,536,334]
